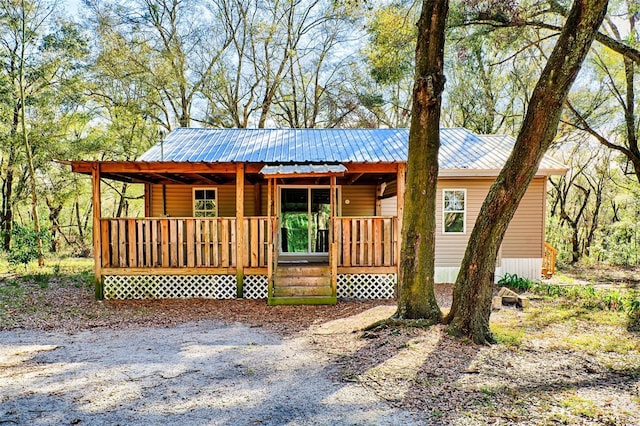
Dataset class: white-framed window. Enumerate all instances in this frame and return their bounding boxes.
[193,188,218,217]
[443,189,466,233]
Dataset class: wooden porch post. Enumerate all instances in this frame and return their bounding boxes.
[144,183,152,217]
[267,178,273,299]
[396,163,406,282]
[91,163,103,300]
[375,182,387,215]
[236,163,245,298]
[254,183,262,215]
[330,175,337,298]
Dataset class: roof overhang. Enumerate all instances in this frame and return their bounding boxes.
[60,160,401,185]
[438,167,568,178]
[61,159,566,185]
[59,160,261,185]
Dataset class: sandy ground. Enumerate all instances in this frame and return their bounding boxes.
[2,275,639,425]
[0,306,426,426]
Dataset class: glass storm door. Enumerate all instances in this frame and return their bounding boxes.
[280,187,331,254]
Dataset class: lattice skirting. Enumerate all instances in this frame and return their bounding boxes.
[243,275,268,299]
[103,273,395,300]
[337,274,396,299]
[103,275,238,300]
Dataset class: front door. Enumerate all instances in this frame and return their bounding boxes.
[279,187,331,259]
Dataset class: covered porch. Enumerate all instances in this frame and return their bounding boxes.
[68,160,405,304]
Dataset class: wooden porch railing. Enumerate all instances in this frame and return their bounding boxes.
[542,242,558,278]
[101,217,268,269]
[242,217,269,268]
[333,216,398,268]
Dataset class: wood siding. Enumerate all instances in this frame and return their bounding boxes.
[257,184,377,217]
[341,185,376,216]
[150,184,256,217]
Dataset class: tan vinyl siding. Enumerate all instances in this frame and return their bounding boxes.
[435,180,489,267]
[502,178,545,258]
[434,177,545,267]
[381,197,397,216]
[150,184,255,217]
[341,185,376,216]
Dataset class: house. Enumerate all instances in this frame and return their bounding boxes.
[67,127,566,304]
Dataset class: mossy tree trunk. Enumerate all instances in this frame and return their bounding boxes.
[396,0,448,321]
[444,0,609,343]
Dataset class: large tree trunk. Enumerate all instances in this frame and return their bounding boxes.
[395,0,448,321]
[444,0,609,343]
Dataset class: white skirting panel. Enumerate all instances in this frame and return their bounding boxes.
[495,258,542,281]
[435,267,460,283]
[436,258,542,284]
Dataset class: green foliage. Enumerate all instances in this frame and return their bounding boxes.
[500,273,640,330]
[363,3,416,85]
[497,273,534,290]
[7,224,50,268]
[491,323,524,347]
[626,292,640,331]
[23,272,51,289]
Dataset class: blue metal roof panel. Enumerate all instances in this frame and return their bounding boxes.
[137,127,566,171]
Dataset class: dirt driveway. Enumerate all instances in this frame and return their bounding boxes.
[0,307,423,426]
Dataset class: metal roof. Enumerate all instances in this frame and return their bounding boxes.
[138,127,567,172]
[478,135,568,171]
[260,164,347,176]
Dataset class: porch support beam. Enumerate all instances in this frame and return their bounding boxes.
[193,173,222,185]
[267,178,273,299]
[104,172,134,183]
[396,163,406,285]
[235,163,245,298]
[254,183,262,215]
[149,173,192,184]
[330,175,337,298]
[345,163,398,173]
[91,163,103,300]
[375,182,387,215]
[144,184,152,216]
[348,173,364,185]
[67,161,264,175]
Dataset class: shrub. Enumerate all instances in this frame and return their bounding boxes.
[7,224,50,269]
[498,274,640,326]
[627,293,640,332]
[497,273,534,291]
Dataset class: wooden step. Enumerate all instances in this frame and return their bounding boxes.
[275,275,331,287]
[268,296,337,306]
[275,265,330,277]
[273,285,333,297]
[270,264,334,304]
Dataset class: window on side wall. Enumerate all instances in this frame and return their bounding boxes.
[193,188,217,217]
[443,189,466,233]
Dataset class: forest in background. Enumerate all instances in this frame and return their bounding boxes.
[0,0,638,269]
